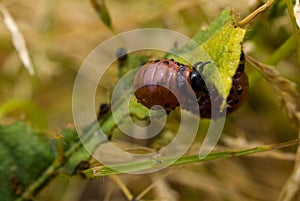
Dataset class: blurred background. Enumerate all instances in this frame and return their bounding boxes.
[0,0,299,200]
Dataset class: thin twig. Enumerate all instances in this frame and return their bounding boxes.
[136,168,180,200]
[238,0,276,26]
[109,175,134,201]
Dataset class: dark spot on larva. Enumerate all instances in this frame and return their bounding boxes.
[164,103,171,107]
[154,59,160,63]
[170,58,174,61]
[176,103,180,107]
[163,60,169,65]
[175,62,180,66]
[172,107,176,110]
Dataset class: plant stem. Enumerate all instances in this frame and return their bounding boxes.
[265,35,297,66]
[82,139,299,178]
[238,0,276,26]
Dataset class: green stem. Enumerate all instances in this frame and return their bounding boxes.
[265,35,297,66]
[82,139,299,178]
[248,35,297,85]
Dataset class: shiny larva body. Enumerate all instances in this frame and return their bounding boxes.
[133,56,248,118]
[133,59,195,110]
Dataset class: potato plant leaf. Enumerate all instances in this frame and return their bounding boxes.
[0,122,54,201]
[0,121,97,201]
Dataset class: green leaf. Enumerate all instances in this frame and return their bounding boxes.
[193,9,236,44]
[0,121,55,201]
[0,121,100,201]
